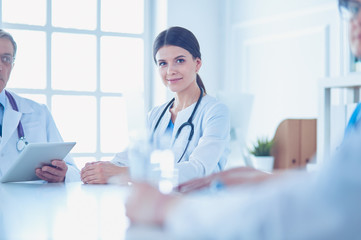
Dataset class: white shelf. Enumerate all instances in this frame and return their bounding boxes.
[318,73,361,163]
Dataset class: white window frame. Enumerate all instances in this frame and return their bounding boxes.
[0,0,155,162]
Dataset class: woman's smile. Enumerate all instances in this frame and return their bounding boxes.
[167,77,182,83]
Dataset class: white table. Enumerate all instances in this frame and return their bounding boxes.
[0,181,169,240]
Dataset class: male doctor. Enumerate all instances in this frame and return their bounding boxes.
[0,29,79,182]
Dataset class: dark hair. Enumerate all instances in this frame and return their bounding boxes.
[153,26,206,94]
[0,29,17,58]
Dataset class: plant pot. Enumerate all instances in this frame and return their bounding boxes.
[250,155,274,173]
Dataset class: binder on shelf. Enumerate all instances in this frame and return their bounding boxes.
[271,119,317,170]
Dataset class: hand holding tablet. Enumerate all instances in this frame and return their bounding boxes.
[35,159,69,183]
[1,142,76,183]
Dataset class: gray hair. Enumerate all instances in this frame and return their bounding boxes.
[0,29,17,58]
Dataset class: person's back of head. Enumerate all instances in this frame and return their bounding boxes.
[338,0,361,57]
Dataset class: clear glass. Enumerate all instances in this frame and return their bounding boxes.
[2,0,46,26]
[101,0,144,33]
[52,95,97,153]
[150,149,178,194]
[52,33,96,91]
[128,130,152,181]
[100,97,129,152]
[127,130,178,193]
[52,0,97,30]
[5,30,46,89]
[100,37,144,93]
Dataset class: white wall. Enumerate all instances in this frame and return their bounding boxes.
[227,0,340,144]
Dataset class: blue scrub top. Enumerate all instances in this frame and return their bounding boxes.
[165,119,174,136]
[345,103,361,135]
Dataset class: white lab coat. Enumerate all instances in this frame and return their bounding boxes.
[112,95,230,184]
[164,128,361,240]
[0,90,80,182]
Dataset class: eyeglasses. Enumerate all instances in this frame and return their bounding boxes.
[0,54,15,65]
[339,0,361,20]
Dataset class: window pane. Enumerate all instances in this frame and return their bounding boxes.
[18,94,47,105]
[5,30,46,89]
[100,37,144,93]
[100,97,129,152]
[101,0,144,33]
[52,33,96,91]
[52,0,96,30]
[52,95,96,153]
[2,0,46,26]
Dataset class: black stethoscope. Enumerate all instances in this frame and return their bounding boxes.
[152,85,203,163]
[4,90,28,152]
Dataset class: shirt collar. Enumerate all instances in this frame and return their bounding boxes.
[0,90,5,108]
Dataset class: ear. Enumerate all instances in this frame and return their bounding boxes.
[195,58,202,73]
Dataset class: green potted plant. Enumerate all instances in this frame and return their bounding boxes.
[248,137,274,172]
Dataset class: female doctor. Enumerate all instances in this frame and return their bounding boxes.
[126,2,361,239]
[81,26,230,184]
[0,29,79,182]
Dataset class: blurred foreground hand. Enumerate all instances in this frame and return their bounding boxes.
[126,182,181,226]
[176,166,276,193]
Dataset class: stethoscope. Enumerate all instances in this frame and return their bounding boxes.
[4,90,28,152]
[152,85,203,163]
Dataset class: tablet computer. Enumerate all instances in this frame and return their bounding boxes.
[0,142,76,183]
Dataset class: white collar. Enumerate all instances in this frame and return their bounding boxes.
[0,90,6,108]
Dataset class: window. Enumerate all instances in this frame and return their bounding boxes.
[1,0,149,169]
